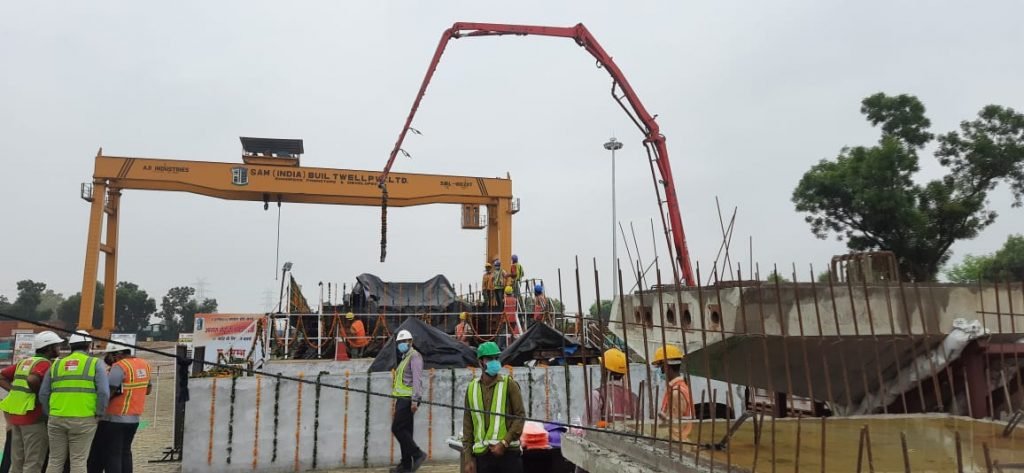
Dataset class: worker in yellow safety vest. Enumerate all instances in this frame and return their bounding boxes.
[88,342,152,473]
[509,255,524,297]
[0,330,64,473]
[389,330,425,473]
[38,330,110,473]
[461,342,525,473]
[651,344,694,441]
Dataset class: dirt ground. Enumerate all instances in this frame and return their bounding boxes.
[2,344,459,473]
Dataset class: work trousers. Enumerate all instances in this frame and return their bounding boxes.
[86,421,138,473]
[10,422,48,473]
[46,417,97,473]
[476,450,523,473]
[390,398,422,469]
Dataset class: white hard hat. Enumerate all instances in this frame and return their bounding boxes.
[104,342,131,354]
[32,331,63,351]
[68,330,92,345]
[396,329,413,341]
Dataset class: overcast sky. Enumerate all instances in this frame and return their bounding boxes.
[2,1,1022,314]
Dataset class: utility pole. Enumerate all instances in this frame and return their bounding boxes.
[604,137,623,297]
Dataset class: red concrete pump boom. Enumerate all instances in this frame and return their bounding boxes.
[378,22,696,287]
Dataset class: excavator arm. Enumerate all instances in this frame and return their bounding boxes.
[379,22,695,286]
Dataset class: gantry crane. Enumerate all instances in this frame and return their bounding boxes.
[78,138,516,334]
[378,22,696,286]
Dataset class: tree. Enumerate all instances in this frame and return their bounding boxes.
[114,282,157,333]
[0,294,11,313]
[765,271,790,283]
[793,93,1024,281]
[588,299,613,321]
[37,289,65,320]
[12,280,47,320]
[945,234,1024,283]
[159,286,217,335]
[57,283,104,327]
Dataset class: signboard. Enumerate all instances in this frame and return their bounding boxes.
[110,333,138,356]
[178,332,194,359]
[13,333,35,361]
[193,314,266,365]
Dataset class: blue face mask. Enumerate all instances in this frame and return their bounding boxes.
[397,342,410,354]
[485,359,502,376]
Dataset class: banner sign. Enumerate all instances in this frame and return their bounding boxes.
[193,314,266,365]
[13,333,35,361]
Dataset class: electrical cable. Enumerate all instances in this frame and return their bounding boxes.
[0,311,703,447]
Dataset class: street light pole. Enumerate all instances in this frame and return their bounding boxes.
[604,137,623,299]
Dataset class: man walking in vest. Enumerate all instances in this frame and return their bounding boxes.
[389,330,425,473]
[0,331,63,473]
[461,342,525,473]
[87,342,150,473]
[39,331,109,473]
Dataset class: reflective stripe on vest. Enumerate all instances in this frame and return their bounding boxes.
[391,349,416,398]
[49,352,98,418]
[467,376,520,454]
[108,357,150,416]
[0,356,47,415]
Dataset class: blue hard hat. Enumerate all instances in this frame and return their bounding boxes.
[512,254,519,263]
[534,283,543,294]
[493,259,501,267]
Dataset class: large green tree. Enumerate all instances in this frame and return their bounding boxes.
[113,282,158,333]
[12,280,48,320]
[793,93,1024,281]
[945,234,1024,283]
[159,286,217,335]
[588,299,613,321]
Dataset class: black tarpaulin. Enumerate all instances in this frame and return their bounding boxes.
[500,323,579,367]
[350,273,465,334]
[369,317,478,372]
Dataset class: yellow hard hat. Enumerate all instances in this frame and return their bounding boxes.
[460,312,468,321]
[345,312,355,320]
[504,286,513,295]
[485,262,493,269]
[601,348,628,374]
[651,345,684,365]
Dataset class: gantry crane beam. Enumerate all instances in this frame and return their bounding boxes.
[79,152,514,334]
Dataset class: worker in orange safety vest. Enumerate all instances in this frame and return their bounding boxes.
[342,312,370,358]
[501,286,519,345]
[455,312,476,346]
[651,344,694,441]
[88,342,151,473]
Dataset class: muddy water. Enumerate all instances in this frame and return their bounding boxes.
[637,415,1022,472]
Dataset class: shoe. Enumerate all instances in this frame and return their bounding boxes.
[411,451,427,471]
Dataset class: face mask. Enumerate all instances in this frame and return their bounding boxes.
[485,359,502,376]
[397,342,410,354]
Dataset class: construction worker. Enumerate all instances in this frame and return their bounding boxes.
[390,330,426,473]
[342,312,369,358]
[461,341,525,473]
[39,330,109,473]
[501,286,519,343]
[490,260,506,308]
[88,342,151,473]
[509,255,524,297]
[531,284,549,325]
[588,348,638,427]
[0,330,64,473]
[455,312,475,346]
[482,263,495,309]
[651,344,694,440]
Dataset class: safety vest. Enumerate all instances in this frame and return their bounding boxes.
[107,357,151,417]
[0,356,48,415]
[48,351,99,418]
[511,263,524,281]
[391,349,417,398]
[661,376,694,439]
[467,375,521,455]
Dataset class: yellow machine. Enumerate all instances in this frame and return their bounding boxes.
[78,138,517,334]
